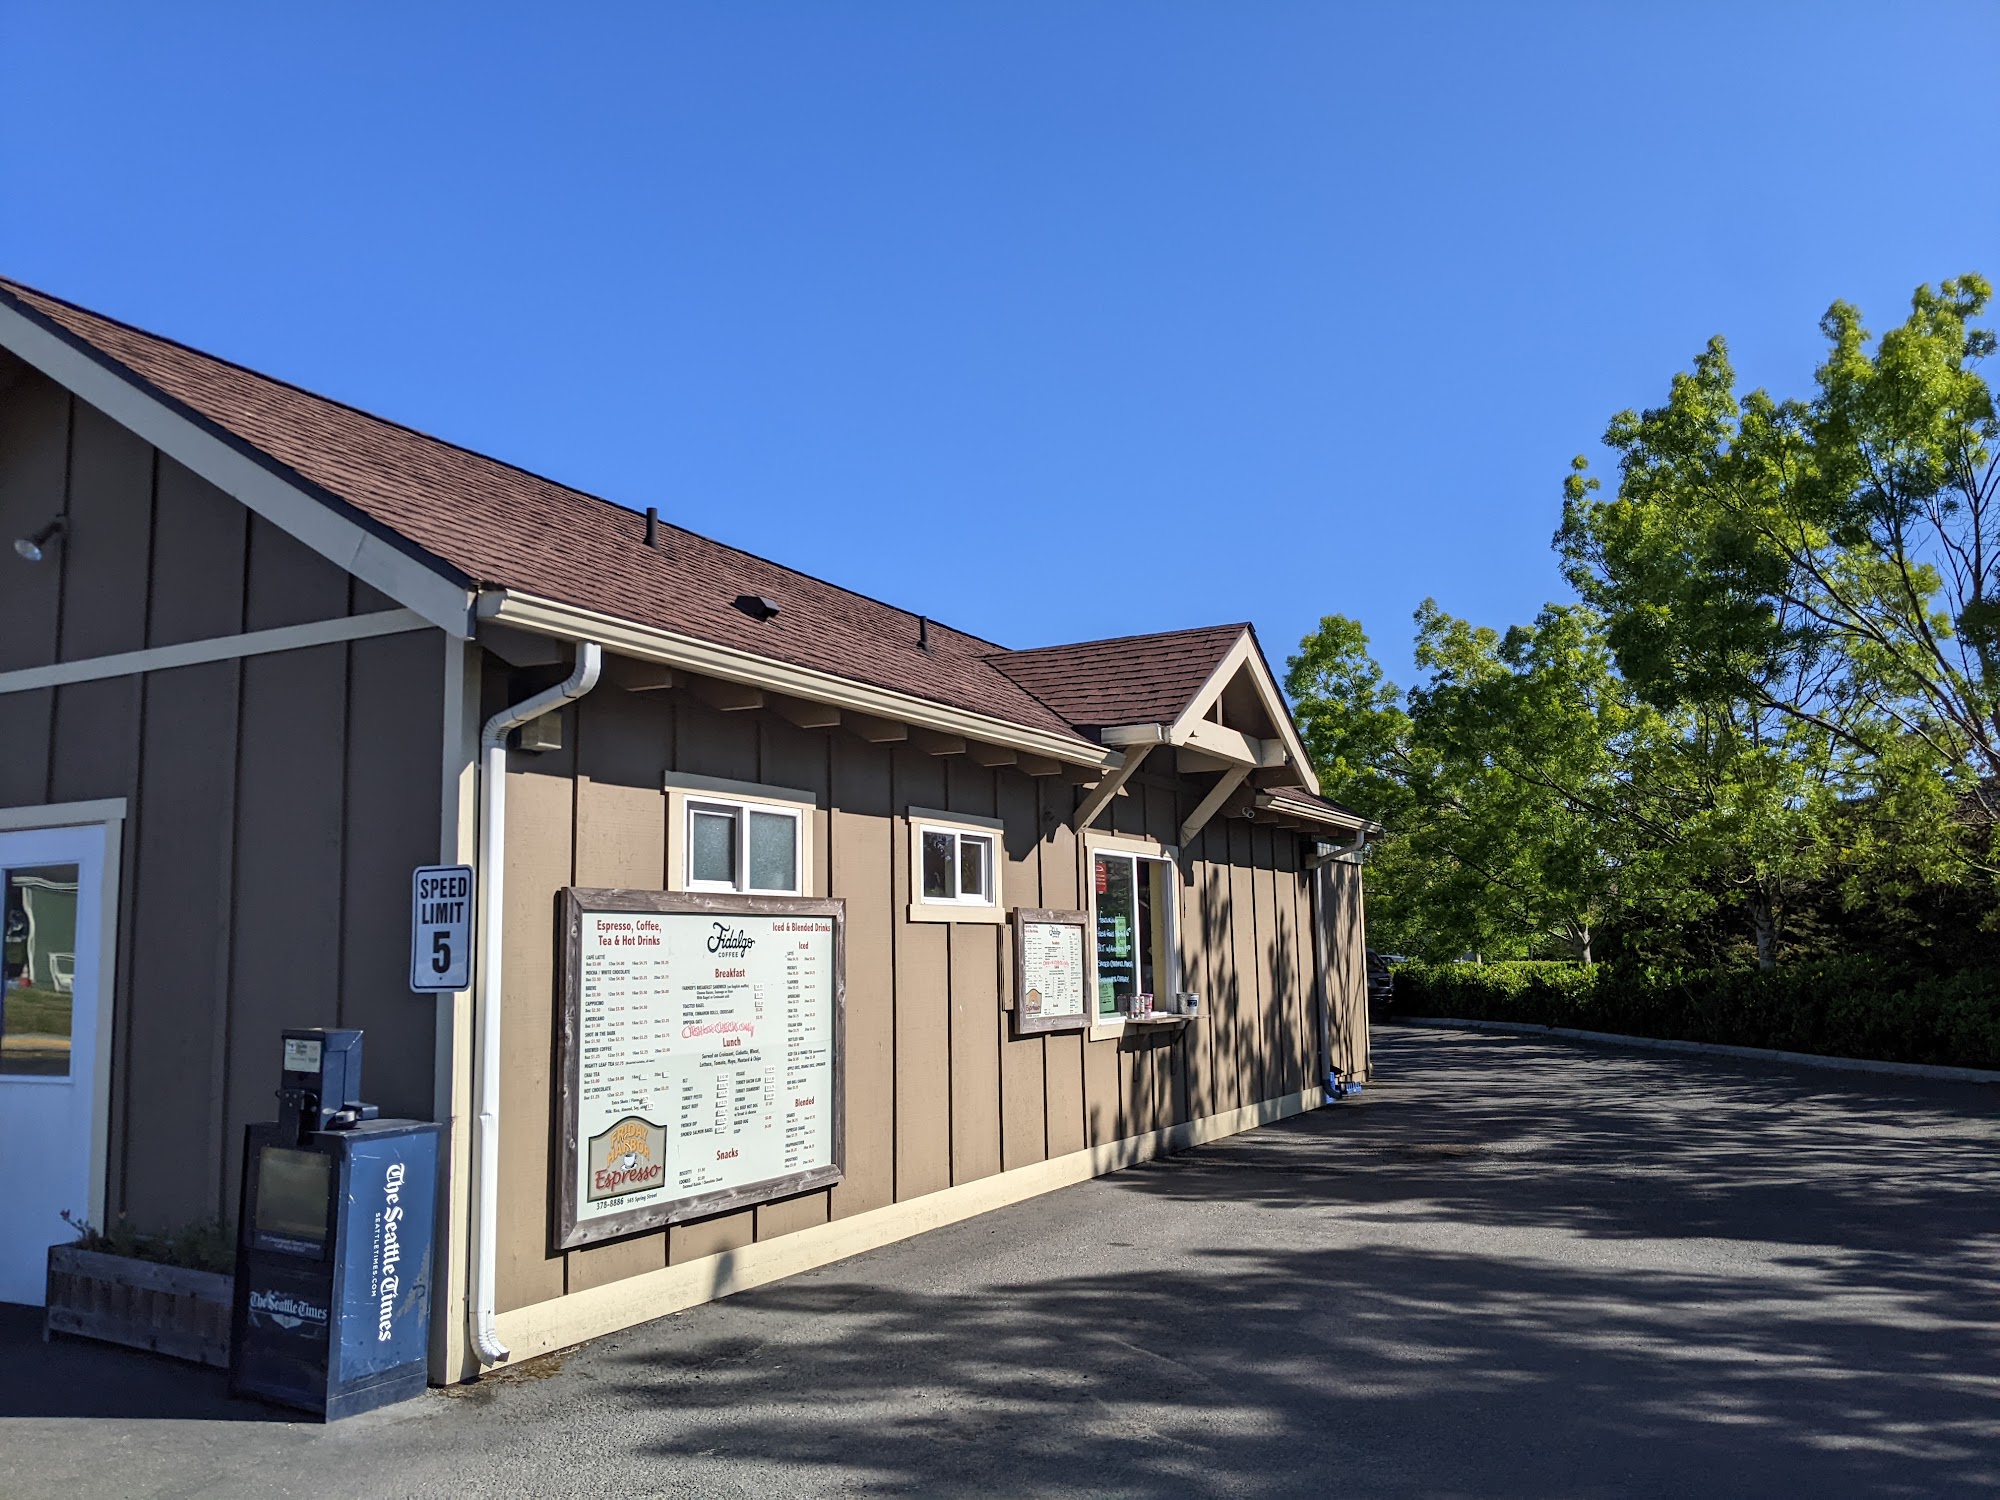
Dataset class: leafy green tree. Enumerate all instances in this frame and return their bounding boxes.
[1665,704,1844,968]
[1292,275,2000,971]
[1404,600,1692,964]
[1289,604,1841,968]
[1557,275,2000,879]
[1284,613,1413,823]
[1289,605,1690,963]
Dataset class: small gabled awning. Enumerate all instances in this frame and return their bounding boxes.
[989,624,1327,840]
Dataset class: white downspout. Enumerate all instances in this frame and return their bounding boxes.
[470,641,602,1366]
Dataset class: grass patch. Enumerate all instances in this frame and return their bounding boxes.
[4,985,72,1038]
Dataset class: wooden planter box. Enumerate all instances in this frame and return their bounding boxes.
[44,1245,234,1368]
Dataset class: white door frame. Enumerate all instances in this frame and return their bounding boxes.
[0,799,125,1230]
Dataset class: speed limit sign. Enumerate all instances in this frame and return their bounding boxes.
[410,864,474,992]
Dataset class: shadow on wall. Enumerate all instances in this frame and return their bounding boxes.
[589,1032,2000,1498]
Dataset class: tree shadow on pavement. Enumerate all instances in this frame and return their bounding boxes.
[589,1030,1999,1499]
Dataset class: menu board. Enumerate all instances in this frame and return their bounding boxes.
[1011,907,1092,1036]
[556,891,844,1249]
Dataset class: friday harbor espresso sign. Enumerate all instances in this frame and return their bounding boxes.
[559,893,844,1247]
[587,1115,667,1202]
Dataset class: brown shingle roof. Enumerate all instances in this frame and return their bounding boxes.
[0,277,1295,759]
[987,623,1246,730]
[0,276,1091,743]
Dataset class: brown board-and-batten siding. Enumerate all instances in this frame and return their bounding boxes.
[488,674,1338,1320]
[0,361,448,1233]
[1317,860,1371,1084]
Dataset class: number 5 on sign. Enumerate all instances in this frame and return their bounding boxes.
[410,865,475,993]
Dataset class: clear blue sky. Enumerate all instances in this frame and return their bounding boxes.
[6,4,1997,685]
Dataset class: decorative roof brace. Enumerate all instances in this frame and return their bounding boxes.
[1178,764,1252,847]
[1070,741,1156,830]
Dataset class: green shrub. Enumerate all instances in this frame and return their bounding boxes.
[1388,957,2000,1070]
[61,1210,235,1276]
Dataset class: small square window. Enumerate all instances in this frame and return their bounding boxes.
[685,799,803,895]
[912,824,998,913]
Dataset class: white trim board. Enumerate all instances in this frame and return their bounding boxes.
[432,636,483,1383]
[488,1084,1324,1370]
[0,610,431,697]
[0,798,128,831]
[1093,636,1320,801]
[1170,632,1318,796]
[0,295,473,635]
[480,589,1113,770]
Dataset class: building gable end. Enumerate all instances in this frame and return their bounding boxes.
[0,290,473,636]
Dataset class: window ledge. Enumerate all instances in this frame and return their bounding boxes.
[906,901,1007,926]
[1088,1012,1192,1042]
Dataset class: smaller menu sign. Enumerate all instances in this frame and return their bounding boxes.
[1012,908,1092,1036]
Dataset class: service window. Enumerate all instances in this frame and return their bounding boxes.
[1092,849,1177,1018]
[908,809,1005,923]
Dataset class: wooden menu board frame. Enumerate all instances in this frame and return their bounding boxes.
[1011,907,1092,1036]
[555,889,845,1250]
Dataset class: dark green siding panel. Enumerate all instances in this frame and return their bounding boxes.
[60,400,153,661]
[339,630,443,1120]
[121,660,239,1224]
[0,375,67,672]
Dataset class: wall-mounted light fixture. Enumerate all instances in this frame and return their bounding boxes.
[12,516,65,564]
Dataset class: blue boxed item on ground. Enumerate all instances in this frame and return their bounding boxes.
[229,1029,439,1420]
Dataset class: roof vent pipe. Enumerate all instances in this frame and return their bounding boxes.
[470,640,603,1367]
[644,507,659,548]
[918,615,931,652]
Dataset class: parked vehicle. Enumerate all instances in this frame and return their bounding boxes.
[1365,951,1403,1013]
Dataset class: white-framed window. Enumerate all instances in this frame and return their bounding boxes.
[665,774,816,897]
[907,808,1005,923]
[1086,832,1180,1026]
[685,798,802,895]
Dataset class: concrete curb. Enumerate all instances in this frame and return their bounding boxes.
[1391,1015,2000,1086]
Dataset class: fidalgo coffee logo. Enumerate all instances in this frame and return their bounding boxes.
[588,1115,667,1202]
[706,922,756,957]
[249,1287,329,1331]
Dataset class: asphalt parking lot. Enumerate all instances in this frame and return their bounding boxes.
[5,1025,1997,1498]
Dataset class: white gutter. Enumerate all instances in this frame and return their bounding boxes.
[1260,790,1378,840]
[470,641,603,1365]
[477,589,1111,770]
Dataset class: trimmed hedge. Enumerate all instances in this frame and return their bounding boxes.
[1390,957,2000,1071]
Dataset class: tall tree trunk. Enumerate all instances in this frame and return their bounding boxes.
[1751,899,1776,972]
